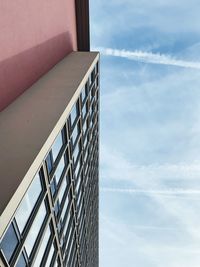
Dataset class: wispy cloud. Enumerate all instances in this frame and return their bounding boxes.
[101,187,200,195]
[94,47,200,69]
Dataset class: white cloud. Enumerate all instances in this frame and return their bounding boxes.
[94,47,200,69]
[101,187,200,195]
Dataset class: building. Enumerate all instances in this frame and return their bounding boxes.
[0,1,99,267]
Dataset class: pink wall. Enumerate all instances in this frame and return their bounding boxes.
[0,0,77,111]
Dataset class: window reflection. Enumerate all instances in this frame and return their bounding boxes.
[60,194,69,223]
[81,87,86,103]
[15,173,42,233]
[75,160,80,178]
[54,156,65,184]
[46,153,53,174]
[45,242,54,267]
[58,178,67,202]
[32,225,51,267]
[73,143,79,163]
[72,123,79,146]
[24,202,46,256]
[50,178,56,196]
[1,223,18,262]
[70,104,77,126]
[83,120,87,136]
[15,252,26,267]
[82,102,87,119]
[63,211,70,238]
[52,132,63,162]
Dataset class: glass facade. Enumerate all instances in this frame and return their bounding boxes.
[0,61,99,267]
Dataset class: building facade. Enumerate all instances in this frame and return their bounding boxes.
[0,52,99,267]
[0,1,99,267]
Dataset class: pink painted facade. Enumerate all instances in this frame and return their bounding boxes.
[0,0,77,111]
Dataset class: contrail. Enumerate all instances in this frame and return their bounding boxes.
[94,47,200,70]
[100,187,200,195]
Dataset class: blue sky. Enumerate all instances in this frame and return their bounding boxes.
[90,1,200,266]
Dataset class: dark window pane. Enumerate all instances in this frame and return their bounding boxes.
[46,153,53,174]
[60,194,69,223]
[1,223,18,262]
[58,178,67,203]
[65,150,69,166]
[54,156,65,185]
[15,253,27,267]
[45,243,54,267]
[50,178,56,196]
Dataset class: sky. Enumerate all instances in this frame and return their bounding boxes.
[90,1,200,267]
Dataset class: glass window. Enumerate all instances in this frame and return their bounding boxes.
[84,149,88,163]
[63,223,72,251]
[45,243,54,267]
[65,148,69,166]
[77,189,82,208]
[82,102,87,119]
[83,120,87,136]
[96,76,99,87]
[50,178,56,197]
[81,87,86,103]
[60,194,69,222]
[95,62,98,74]
[24,202,46,256]
[89,73,92,86]
[53,256,58,267]
[89,106,93,118]
[15,173,42,233]
[32,225,51,267]
[78,202,83,221]
[52,132,63,162]
[15,252,27,267]
[57,221,62,234]
[90,89,93,102]
[63,211,70,238]
[58,178,67,203]
[75,160,80,178]
[46,153,53,174]
[73,143,79,164]
[54,156,65,185]
[72,123,79,146]
[67,231,74,262]
[83,135,88,151]
[1,223,18,262]
[85,163,89,177]
[57,257,61,267]
[76,176,81,195]
[54,201,60,218]
[70,104,77,126]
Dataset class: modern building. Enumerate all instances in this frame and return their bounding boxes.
[0,1,99,267]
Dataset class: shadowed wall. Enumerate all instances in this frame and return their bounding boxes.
[0,0,77,111]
